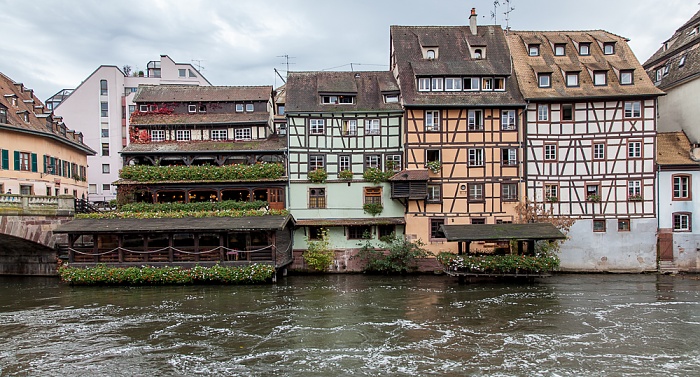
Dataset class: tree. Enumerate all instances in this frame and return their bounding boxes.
[514,197,576,255]
[303,229,335,272]
[355,232,430,274]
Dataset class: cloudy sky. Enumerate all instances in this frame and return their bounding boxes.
[0,0,697,101]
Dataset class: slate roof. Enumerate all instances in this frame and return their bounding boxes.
[0,72,95,155]
[134,85,272,103]
[643,10,700,91]
[507,30,663,100]
[441,223,566,242]
[285,71,403,113]
[54,215,294,234]
[130,112,269,126]
[295,217,406,226]
[388,169,430,181]
[657,131,698,166]
[121,137,287,154]
[390,25,525,107]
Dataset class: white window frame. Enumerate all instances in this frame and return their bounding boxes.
[212,129,228,141]
[245,103,254,112]
[624,101,641,118]
[673,175,690,199]
[544,144,557,161]
[425,110,440,132]
[176,130,191,141]
[139,105,148,112]
[465,77,480,91]
[188,104,197,113]
[427,184,441,202]
[445,77,462,91]
[538,73,551,88]
[467,110,483,131]
[235,104,244,112]
[342,119,357,136]
[554,44,565,56]
[418,78,431,92]
[365,119,380,135]
[365,154,381,169]
[528,44,540,56]
[501,110,516,130]
[309,155,325,171]
[628,180,642,197]
[673,213,691,231]
[469,183,484,201]
[502,148,517,166]
[594,71,607,86]
[310,119,325,135]
[482,78,493,91]
[566,72,579,87]
[431,78,443,91]
[150,129,165,142]
[579,43,590,56]
[603,43,615,55]
[234,128,251,141]
[178,69,186,78]
[628,141,642,158]
[593,143,605,160]
[537,104,549,121]
[494,77,505,91]
[502,183,518,201]
[339,155,351,171]
[620,70,633,85]
[468,148,484,167]
[386,154,402,171]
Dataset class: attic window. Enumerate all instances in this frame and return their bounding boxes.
[554,44,566,56]
[426,49,436,59]
[322,95,355,104]
[620,70,634,85]
[528,44,540,56]
[23,112,29,123]
[474,49,483,59]
[188,104,197,113]
[579,43,591,56]
[603,42,615,55]
[384,94,399,103]
[679,55,687,67]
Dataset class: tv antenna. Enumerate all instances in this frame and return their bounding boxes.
[191,59,205,71]
[277,54,295,76]
[503,0,515,29]
[491,1,500,24]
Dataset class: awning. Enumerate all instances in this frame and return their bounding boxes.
[441,223,566,242]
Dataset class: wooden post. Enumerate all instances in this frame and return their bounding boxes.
[118,235,124,263]
[68,234,75,263]
[168,234,174,262]
[528,240,535,255]
[465,241,471,254]
[517,240,524,255]
[92,235,98,263]
[194,233,200,262]
[458,241,463,255]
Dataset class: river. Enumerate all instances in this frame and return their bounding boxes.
[0,274,698,376]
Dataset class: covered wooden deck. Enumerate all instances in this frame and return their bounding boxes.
[53,215,294,269]
[441,223,567,256]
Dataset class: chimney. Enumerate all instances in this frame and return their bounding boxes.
[469,8,478,35]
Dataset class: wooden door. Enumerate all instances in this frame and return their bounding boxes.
[658,232,674,262]
[268,188,285,210]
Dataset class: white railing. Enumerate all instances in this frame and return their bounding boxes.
[0,194,75,215]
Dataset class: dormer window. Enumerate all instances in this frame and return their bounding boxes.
[565,72,579,87]
[11,97,17,107]
[445,78,462,91]
[474,49,483,59]
[139,105,148,112]
[656,68,663,82]
[603,42,615,55]
[554,44,566,56]
[593,71,607,86]
[494,77,505,91]
[620,70,634,85]
[23,112,29,123]
[465,77,480,91]
[679,55,687,67]
[0,107,6,124]
[579,43,591,56]
[426,49,435,59]
[245,103,254,111]
[418,77,431,91]
[384,94,399,103]
[528,44,540,56]
[538,73,551,88]
[431,78,443,91]
[482,78,493,91]
[322,95,355,104]
[188,104,197,113]
[236,103,244,112]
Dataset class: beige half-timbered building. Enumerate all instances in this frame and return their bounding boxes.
[390,10,526,254]
[507,30,664,271]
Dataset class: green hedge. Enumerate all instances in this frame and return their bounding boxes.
[436,252,560,273]
[120,163,285,182]
[58,264,275,285]
[76,208,289,219]
[120,200,267,213]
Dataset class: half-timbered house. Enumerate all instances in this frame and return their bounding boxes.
[390,9,526,255]
[286,71,405,271]
[507,30,664,272]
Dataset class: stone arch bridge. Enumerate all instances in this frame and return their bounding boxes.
[0,194,75,275]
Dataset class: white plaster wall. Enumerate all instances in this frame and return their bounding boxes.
[658,79,700,143]
[559,218,657,272]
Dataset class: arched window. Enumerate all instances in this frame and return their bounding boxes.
[426,50,435,59]
[474,49,483,59]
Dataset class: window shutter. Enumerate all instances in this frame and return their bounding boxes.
[31,153,38,172]
[1,149,8,170]
[50,157,55,174]
[43,155,47,173]
[13,151,19,171]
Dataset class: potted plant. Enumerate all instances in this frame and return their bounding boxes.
[586,194,601,202]
[338,169,354,180]
[426,160,442,174]
[308,168,328,183]
[363,202,384,216]
[628,194,643,201]
[546,196,558,203]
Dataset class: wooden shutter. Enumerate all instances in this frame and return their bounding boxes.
[1,149,8,170]
[13,151,19,171]
[31,153,37,172]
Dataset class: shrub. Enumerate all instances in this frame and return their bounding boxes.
[362,202,383,216]
[303,229,334,271]
[355,233,430,274]
[362,167,394,184]
[338,170,354,180]
[436,252,560,274]
[308,168,328,183]
[119,163,285,182]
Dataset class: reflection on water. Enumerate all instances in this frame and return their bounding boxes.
[0,274,699,376]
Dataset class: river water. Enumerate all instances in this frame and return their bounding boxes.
[0,274,699,376]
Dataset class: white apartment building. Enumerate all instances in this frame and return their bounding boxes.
[48,55,211,204]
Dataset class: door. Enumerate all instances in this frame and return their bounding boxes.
[658,232,674,262]
[268,188,285,210]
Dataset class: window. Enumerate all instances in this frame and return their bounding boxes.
[620,70,634,85]
[20,185,32,196]
[427,184,441,203]
[561,104,574,121]
[538,73,551,88]
[308,188,326,209]
[139,104,148,112]
[102,164,110,174]
[418,78,431,91]
[384,95,399,103]
[431,78,443,91]
[468,110,483,130]
[554,44,566,56]
[502,148,517,166]
[673,213,691,231]
[426,49,435,59]
[365,154,381,169]
[474,49,483,59]
[176,130,191,141]
[501,110,516,130]
[603,42,615,55]
[586,184,600,201]
[100,80,108,96]
[101,128,109,138]
[593,143,605,160]
[348,225,371,239]
[464,77,480,91]
[502,183,518,201]
[593,71,607,86]
[188,69,197,78]
[468,183,484,201]
[430,218,445,239]
[178,69,186,77]
[628,141,642,158]
[365,119,380,135]
[188,104,197,113]
[544,144,557,161]
[628,180,642,199]
[656,68,664,82]
[426,149,440,164]
[679,55,687,67]
[494,77,505,91]
[309,155,325,171]
[364,187,382,205]
[101,143,110,156]
[624,101,641,118]
[234,128,251,140]
[102,184,111,191]
[468,148,484,166]
[235,104,244,112]
[618,219,630,232]
[445,78,462,91]
[0,107,6,124]
[242,103,253,112]
[308,226,324,240]
[579,43,591,56]
[673,175,690,200]
[18,152,30,171]
[277,105,285,115]
[537,104,549,121]
[309,119,325,135]
[211,129,228,140]
[566,72,579,87]
[425,110,440,131]
[151,130,165,142]
[545,184,558,201]
[386,155,401,171]
[471,218,486,225]
[339,155,351,172]
[100,102,108,117]
[593,219,606,232]
[528,44,540,56]
[88,184,97,194]
[342,120,357,136]
[482,78,493,91]
[378,225,395,239]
